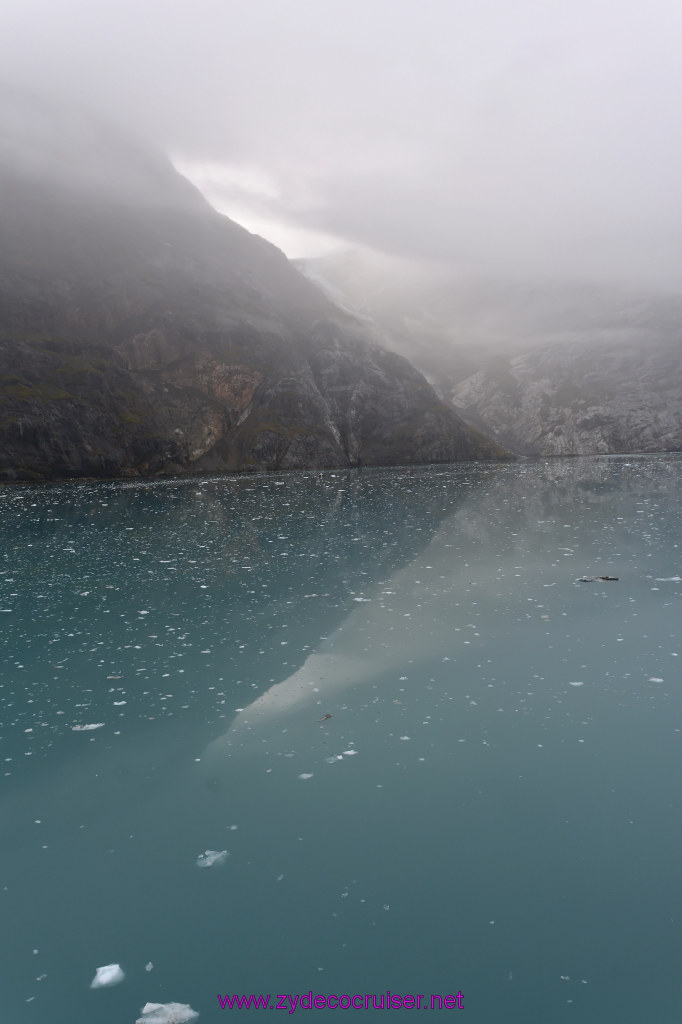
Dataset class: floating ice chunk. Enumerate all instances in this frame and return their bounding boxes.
[342,750,358,756]
[136,1002,199,1023]
[72,723,105,731]
[649,677,664,683]
[298,773,314,780]
[399,736,411,741]
[90,963,125,988]
[196,850,228,868]
[568,681,584,687]
[655,577,682,582]
[145,962,154,972]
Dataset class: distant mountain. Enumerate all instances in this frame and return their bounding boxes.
[297,251,682,455]
[0,87,506,481]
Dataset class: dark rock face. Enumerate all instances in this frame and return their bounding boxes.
[0,89,506,480]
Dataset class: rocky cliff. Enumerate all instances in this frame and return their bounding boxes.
[298,252,682,456]
[450,337,682,455]
[0,88,506,481]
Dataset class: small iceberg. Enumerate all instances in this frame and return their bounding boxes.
[72,723,105,731]
[195,850,228,868]
[136,1003,199,1023]
[90,963,125,988]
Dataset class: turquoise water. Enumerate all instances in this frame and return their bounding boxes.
[1,456,681,1023]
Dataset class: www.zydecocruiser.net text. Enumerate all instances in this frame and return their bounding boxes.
[218,991,465,1012]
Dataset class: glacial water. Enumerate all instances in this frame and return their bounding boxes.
[1,456,681,1023]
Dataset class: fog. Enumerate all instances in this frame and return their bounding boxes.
[3,0,682,290]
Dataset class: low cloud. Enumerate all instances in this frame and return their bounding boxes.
[3,0,682,288]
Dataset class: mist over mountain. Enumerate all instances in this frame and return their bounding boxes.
[4,1,682,291]
[0,88,505,481]
[297,251,682,456]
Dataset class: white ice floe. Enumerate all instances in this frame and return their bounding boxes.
[568,681,584,687]
[136,1002,199,1023]
[90,963,125,988]
[145,962,154,972]
[298,773,314,780]
[195,850,228,868]
[655,577,681,582]
[342,750,358,756]
[72,723,105,731]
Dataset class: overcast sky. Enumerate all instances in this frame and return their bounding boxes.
[4,0,682,288]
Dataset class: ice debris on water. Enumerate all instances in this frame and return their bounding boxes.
[298,773,314,780]
[72,723,105,731]
[90,963,125,988]
[568,681,584,687]
[145,962,154,972]
[196,850,228,868]
[136,1002,199,1023]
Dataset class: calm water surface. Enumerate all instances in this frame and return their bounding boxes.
[1,456,681,1023]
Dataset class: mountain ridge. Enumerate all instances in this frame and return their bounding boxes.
[0,89,507,480]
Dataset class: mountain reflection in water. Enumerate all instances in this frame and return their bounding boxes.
[1,456,681,1024]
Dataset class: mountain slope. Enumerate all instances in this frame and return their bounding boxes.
[298,251,682,455]
[451,337,682,455]
[0,89,506,480]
